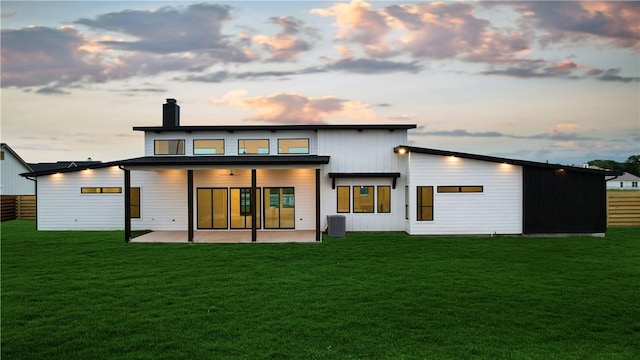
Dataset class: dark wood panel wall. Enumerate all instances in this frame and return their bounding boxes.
[523,166,606,234]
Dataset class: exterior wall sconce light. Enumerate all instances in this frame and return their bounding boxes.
[395,146,408,155]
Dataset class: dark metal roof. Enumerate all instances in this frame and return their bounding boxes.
[20,155,330,177]
[118,155,330,167]
[395,145,622,176]
[133,124,417,132]
[21,161,120,177]
[28,161,103,172]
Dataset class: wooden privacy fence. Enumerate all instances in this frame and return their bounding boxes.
[2,193,639,227]
[607,191,640,227]
[1,195,36,221]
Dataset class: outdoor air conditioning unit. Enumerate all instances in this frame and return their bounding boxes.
[327,215,346,238]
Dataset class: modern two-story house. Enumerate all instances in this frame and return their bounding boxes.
[22,99,616,242]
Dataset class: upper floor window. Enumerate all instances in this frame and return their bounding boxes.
[155,140,185,155]
[278,139,309,154]
[194,139,224,155]
[239,139,269,155]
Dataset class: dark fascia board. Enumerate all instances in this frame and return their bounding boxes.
[328,172,401,178]
[133,124,417,132]
[394,145,622,176]
[118,155,330,167]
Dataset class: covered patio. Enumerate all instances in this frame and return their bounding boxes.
[131,230,319,243]
[120,155,330,244]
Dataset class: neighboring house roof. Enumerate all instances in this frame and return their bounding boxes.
[133,124,417,132]
[1,143,33,172]
[609,172,640,181]
[394,145,622,176]
[28,161,102,172]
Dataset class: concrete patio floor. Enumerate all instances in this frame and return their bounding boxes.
[131,230,319,243]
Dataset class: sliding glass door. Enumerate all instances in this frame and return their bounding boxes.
[264,187,295,229]
[198,187,295,230]
[197,188,228,229]
[230,188,261,229]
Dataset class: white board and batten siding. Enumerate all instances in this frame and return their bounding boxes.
[37,167,188,231]
[318,129,408,232]
[37,166,124,230]
[317,129,407,173]
[406,154,523,235]
[322,176,406,232]
[131,170,187,231]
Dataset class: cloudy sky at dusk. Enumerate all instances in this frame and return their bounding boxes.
[1,0,638,165]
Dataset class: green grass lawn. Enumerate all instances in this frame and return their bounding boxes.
[2,221,639,359]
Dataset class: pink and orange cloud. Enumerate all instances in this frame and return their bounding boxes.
[210,90,375,124]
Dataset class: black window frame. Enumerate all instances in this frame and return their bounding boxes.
[352,185,375,213]
[238,139,270,155]
[277,138,310,154]
[197,187,228,229]
[230,187,261,229]
[377,185,391,213]
[263,187,295,229]
[405,186,409,220]
[417,186,434,221]
[437,186,484,193]
[193,139,225,155]
[154,139,185,155]
[130,187,141,219]
[337,186,350,213]
[81,187,122,194]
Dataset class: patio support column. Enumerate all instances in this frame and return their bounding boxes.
[251,168,257,242]
[316,168,321,242]
[124,168,131,243]
[187,170,194,243]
